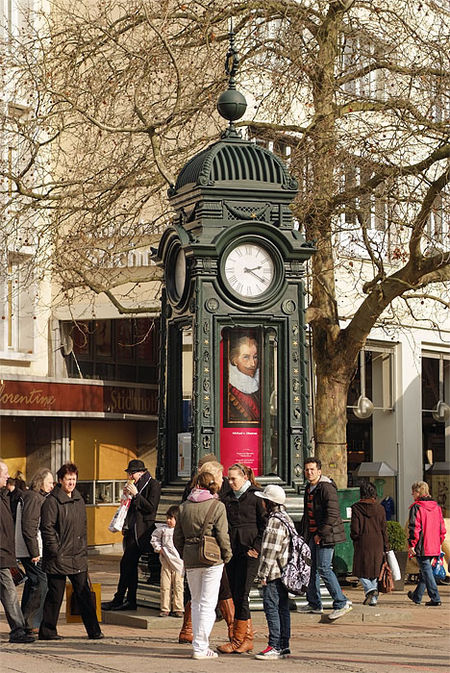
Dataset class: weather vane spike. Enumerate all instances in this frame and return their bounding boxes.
[216,22,247,137]
[225,26,239,90]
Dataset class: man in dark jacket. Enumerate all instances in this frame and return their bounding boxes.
[39,463,103,640]
[299,457,352,620]
[102,459,161,611]
[0,460,34,643]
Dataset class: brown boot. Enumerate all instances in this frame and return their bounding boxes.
[178,601,192,644]
[232,618,254,654]
[218,598,235,641]
[217,619,246,653]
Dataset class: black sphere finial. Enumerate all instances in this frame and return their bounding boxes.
[217,26,247,137]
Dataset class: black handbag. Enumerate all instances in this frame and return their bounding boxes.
[197,500,222,566]
[70,576,97,615]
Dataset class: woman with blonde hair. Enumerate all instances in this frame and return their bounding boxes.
[174,471,232,659]
[178,460,234,646]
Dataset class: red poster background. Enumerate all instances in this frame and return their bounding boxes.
[219,336,262,475]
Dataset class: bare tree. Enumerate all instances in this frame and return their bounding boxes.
[1,0,450,485]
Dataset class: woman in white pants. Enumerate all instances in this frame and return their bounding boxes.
[174,471,232,659]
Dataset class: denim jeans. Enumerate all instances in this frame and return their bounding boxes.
[0,568,27,638]
[262,578,290,651]
[360,577,378,595]
[20,557,48,629]
[186,563,223,655]
[411,556,441,604]
[306,538,348,610]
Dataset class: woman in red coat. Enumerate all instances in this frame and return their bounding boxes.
[351,482,389,606]
[407,481,446,606]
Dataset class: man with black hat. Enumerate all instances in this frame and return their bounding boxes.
[102,459,161,611]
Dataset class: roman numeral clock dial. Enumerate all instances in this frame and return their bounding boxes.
[223,242,275,298]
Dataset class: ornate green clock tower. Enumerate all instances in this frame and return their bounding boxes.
[156,37,315,489]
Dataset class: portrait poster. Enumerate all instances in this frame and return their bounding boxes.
[220,327,262,475]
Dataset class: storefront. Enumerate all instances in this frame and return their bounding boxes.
[0,376,158,547]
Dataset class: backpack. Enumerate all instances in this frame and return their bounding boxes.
[273,513,312,596]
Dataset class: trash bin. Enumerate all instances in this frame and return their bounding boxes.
[333,487,359,576]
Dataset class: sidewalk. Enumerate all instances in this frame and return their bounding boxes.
[1,554,449,673]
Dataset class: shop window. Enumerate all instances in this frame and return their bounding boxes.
[77,481,94,505]
[78,480,127,506]
[95,481,114,504]
[114,480,127,502]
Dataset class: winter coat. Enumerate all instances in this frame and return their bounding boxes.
[408,497,446,557]
[300,476,346,546]
[222,484,267,555]
[18,488,47,558]
[40,484,88,575]
[8,488,22,521]
[351,499,389,578]
[174,492,232,569]
[124,472,161,549]
[0,488,16,568]
[151,524,184,575]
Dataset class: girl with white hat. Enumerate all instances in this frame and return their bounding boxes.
[254,484,293,660]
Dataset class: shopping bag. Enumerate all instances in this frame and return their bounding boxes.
[108,495,131,533]
[66,581,102,624]
[386,550,401,581]
[378,560,394,593]
[431,552,446,581]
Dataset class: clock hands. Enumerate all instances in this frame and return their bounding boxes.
[243,266,268,284]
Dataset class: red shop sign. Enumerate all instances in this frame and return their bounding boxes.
[0,380,157,416]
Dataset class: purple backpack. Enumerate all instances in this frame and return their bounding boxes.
[273,513,312,595]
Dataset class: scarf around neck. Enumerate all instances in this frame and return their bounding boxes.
[233,479,251,499]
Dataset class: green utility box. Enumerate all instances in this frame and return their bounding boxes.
[333,487,359,576]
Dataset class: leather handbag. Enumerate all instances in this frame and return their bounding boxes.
[66,576,102,623]
[378,558,394,593]
[197,500,221,566]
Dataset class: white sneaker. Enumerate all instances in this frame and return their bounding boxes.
[328,601,353,620]
[297,604,323,614]
[192,649,218,659]
[254,646,281,660]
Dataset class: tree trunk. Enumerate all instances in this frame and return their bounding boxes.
[314,358,355,489]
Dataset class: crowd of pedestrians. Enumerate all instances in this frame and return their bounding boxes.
[0,455,447,660]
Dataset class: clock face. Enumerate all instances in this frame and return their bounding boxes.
[224,243,275,298]
[174,248,186,298]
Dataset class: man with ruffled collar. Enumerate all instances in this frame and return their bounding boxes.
[228,336,260,423]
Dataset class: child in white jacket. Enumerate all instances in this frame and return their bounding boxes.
[151,505,184,617]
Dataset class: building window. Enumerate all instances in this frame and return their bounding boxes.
[337,166,396,258]
[60,317,159,384]
[346,347,394,484]
[426,191,450,250]
[0,252,36,355]
[422,353,449,469]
